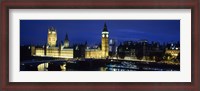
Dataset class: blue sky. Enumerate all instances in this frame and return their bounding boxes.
[20,20,180,46]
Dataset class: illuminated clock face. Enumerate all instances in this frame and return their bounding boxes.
[106,35,108,37]
[102,34,105,37]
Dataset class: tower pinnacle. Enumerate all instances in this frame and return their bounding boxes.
[64,32,69,48]
[65,33,68,41]
[102,22,108,32]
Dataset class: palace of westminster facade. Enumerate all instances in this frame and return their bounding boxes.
[31,23,109,59]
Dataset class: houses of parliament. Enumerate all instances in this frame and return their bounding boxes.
[31,23,109,59]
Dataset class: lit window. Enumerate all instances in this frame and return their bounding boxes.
[110,40,113,44]
[76,46,79,50]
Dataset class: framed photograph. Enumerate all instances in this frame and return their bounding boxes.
[1,0,199,91]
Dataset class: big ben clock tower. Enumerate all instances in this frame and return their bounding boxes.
[101,22,109,58]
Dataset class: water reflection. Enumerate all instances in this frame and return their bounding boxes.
[100,67,107,71]
[60,62,66,71]
[37,62,67,71]
[21,59,179,71]
[37,63,48,71]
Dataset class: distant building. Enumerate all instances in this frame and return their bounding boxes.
[165,49,179,57]
[165,42,180,59]
[109,39,117,57]
[117,41,136,59]
[117,40,167,61]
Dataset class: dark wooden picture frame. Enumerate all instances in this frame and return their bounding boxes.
[0,0,199,91]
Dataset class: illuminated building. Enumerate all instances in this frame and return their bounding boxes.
[85,23,109,58]
[32,23,110,59]
[165,49,180,58]
[101,23,109,58]
[85,49,102,58]
[32,27,73,58]
[164,42,180,59]
[47,27,57,47]
[35,47,45,56]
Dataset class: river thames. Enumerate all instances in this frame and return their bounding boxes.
[20,58,180,71]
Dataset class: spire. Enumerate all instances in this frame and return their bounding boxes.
[64,33,69,48]
[104,22,107,28]
[65,33,68,41]
[102,22,108,32]
[49,26,56,31]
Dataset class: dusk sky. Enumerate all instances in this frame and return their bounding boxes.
[20,20,180,46]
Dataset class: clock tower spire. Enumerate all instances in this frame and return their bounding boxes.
[101,22,109,58]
